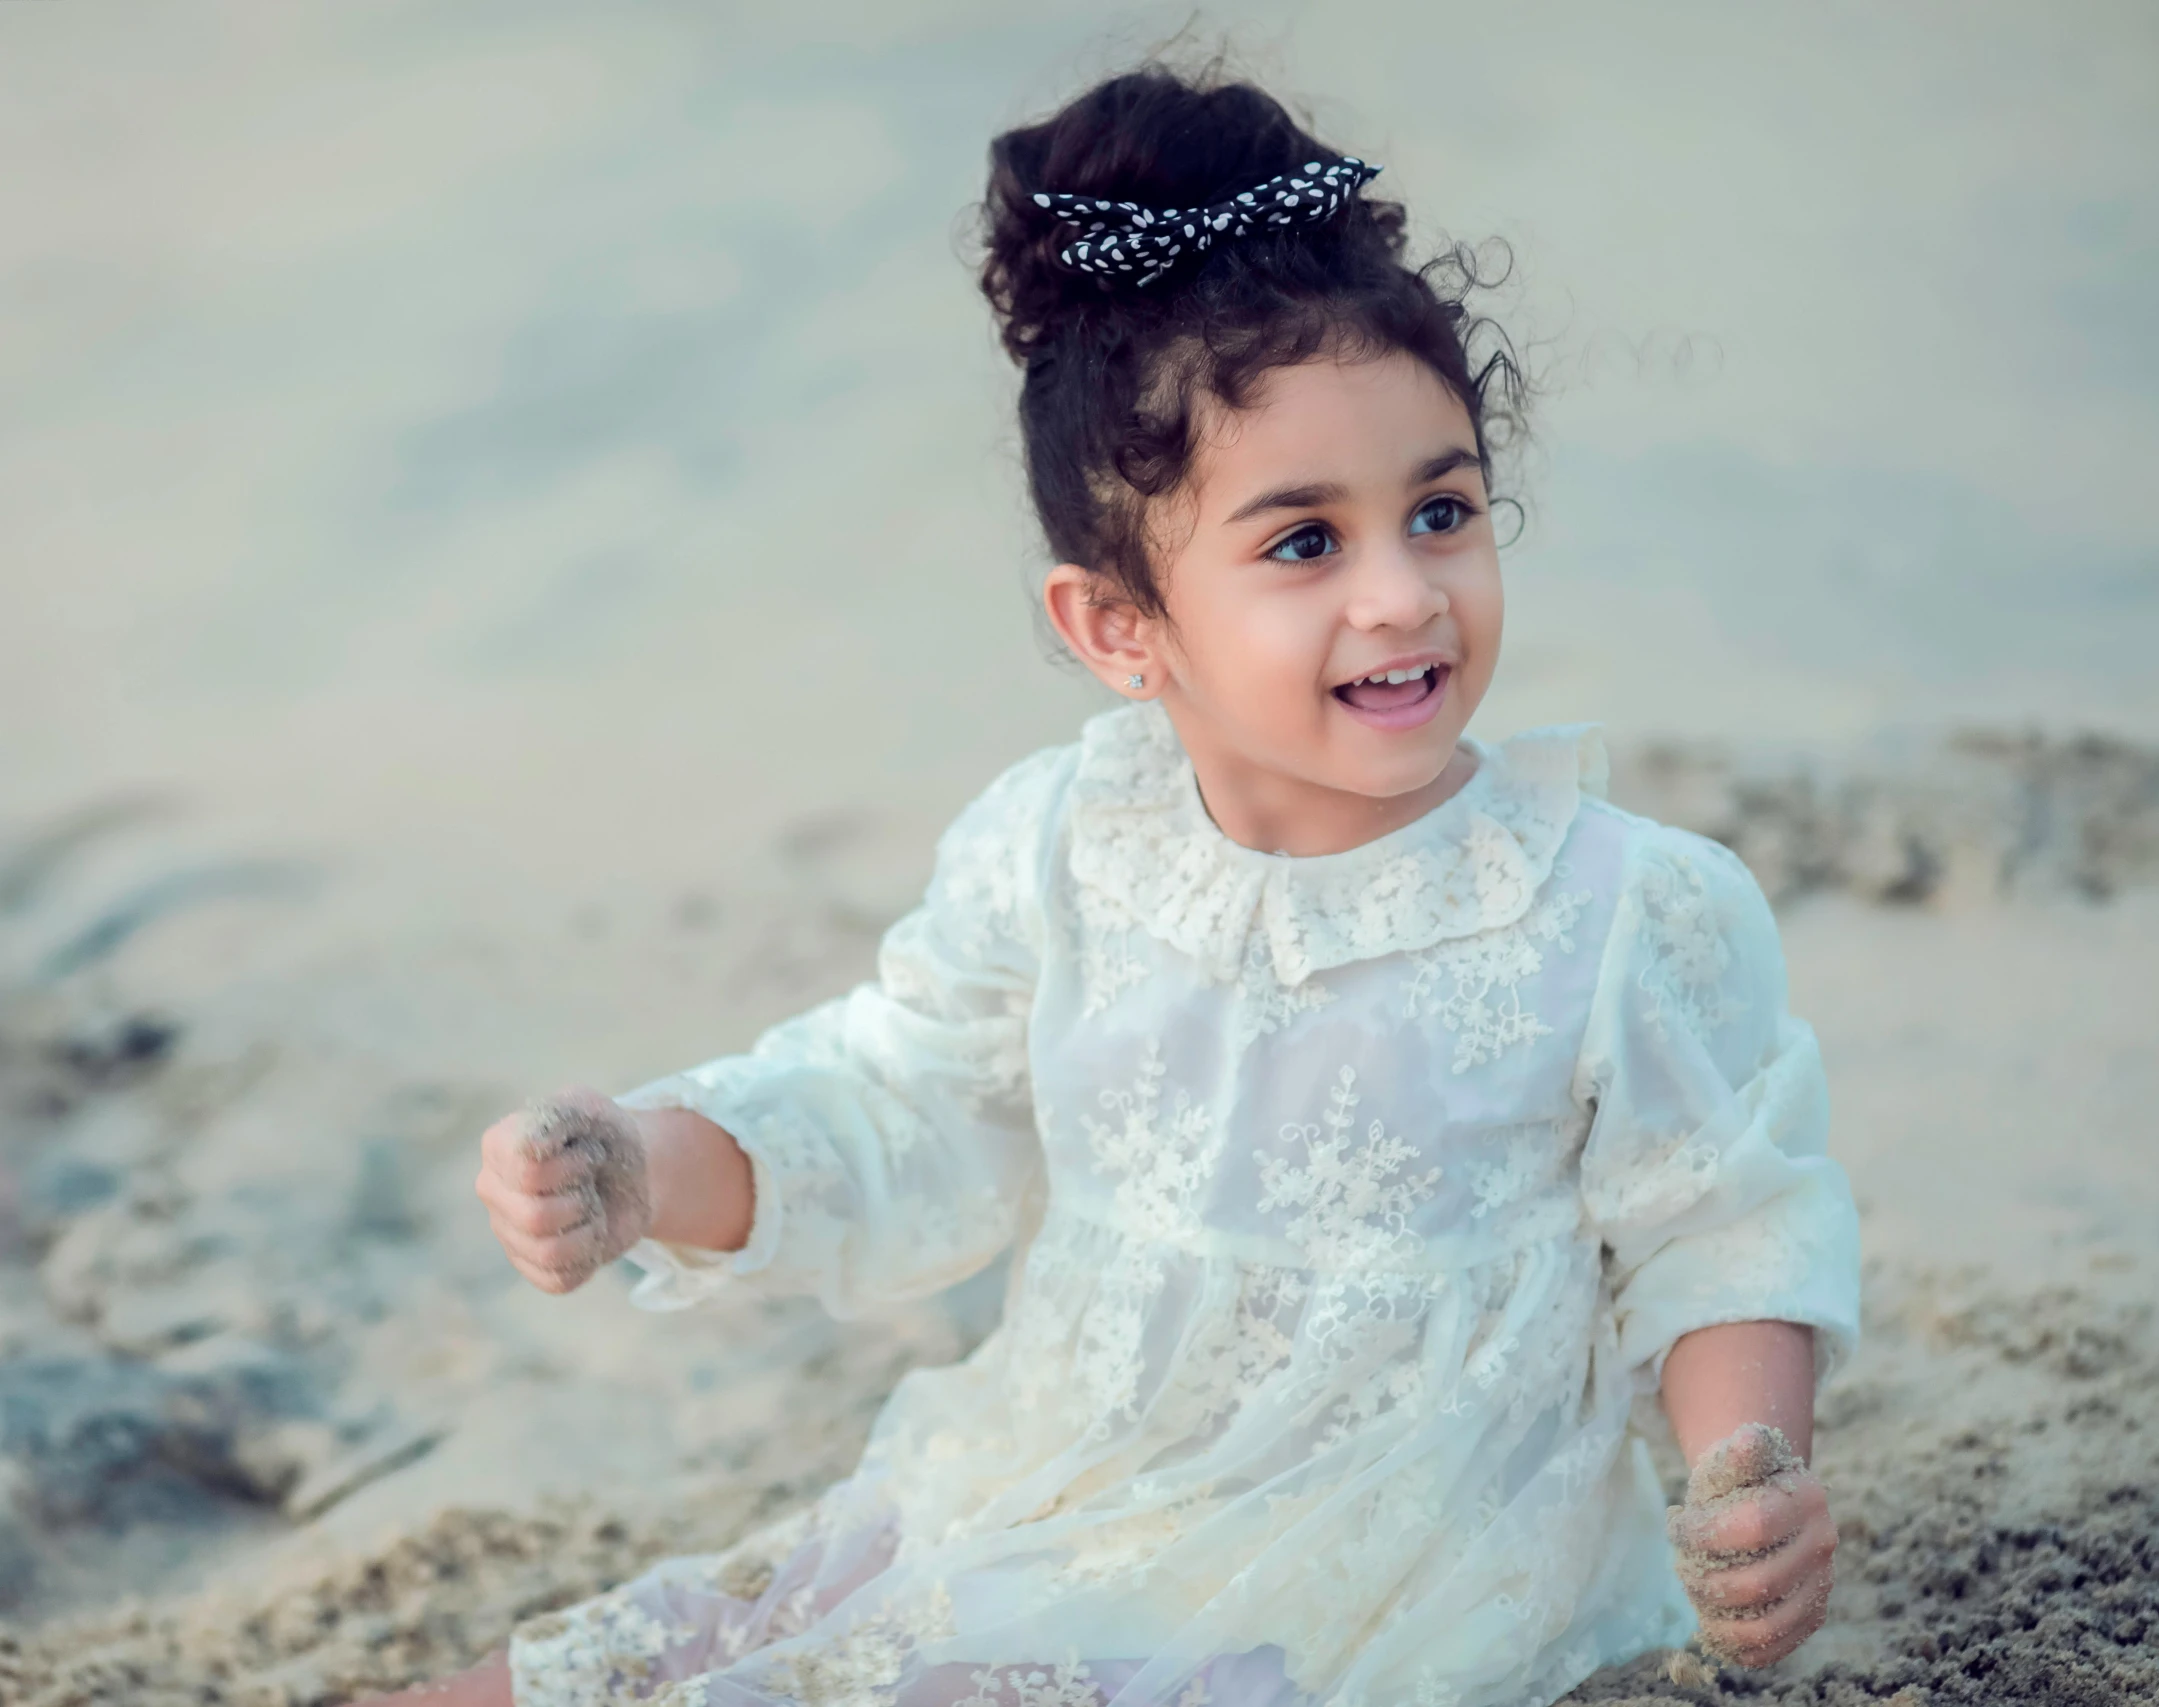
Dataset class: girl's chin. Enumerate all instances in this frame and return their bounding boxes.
[1352,744,1463,801]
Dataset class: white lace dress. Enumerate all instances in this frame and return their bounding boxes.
[509,704,1861,1707]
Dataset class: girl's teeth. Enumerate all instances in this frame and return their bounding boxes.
[1363,666,1429,685]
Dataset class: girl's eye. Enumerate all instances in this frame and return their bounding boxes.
[1409,495,1473,537]
[1265,523,1337,563]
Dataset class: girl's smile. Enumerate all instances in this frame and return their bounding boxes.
[1330,656,1452,728]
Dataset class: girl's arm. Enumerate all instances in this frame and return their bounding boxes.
[1660,1318,1815,1465]
[1661,1319,1838,1670]
[479,748,1068,1314]
[1574,828,1862,1672]
[634,1105,754,1254]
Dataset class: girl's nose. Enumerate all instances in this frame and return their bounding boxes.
[1344,543,1448,631]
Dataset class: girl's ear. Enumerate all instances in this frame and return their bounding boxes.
[1043,564,1165,700]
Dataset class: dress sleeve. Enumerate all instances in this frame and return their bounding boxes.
[1574,823,1862,1400]
[616,749,1066,1320]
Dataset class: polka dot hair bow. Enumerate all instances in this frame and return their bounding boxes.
[1033,156,1383,287]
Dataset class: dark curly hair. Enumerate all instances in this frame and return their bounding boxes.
[981,65,1525,618]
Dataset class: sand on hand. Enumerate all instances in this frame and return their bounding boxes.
[517,1092,653,1291]
[1665,1423,1816,1666]
[1677,1421,1806,1511]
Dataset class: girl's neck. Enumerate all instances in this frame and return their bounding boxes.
[1178,727,1481,858]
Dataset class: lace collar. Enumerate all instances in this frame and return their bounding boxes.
[1065,701,1607,986]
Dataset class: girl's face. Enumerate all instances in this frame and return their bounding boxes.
[1047,351,1503,857]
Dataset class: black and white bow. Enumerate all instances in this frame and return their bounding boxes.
[1033,156,1382,287]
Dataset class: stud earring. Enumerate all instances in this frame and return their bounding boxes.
[1126,674,1145,691]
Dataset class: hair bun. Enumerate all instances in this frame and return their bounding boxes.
[982,69,1361,360]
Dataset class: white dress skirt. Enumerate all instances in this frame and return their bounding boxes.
[508,703,1862,1707]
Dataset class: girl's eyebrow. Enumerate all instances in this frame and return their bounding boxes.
[1412,446,1484,483]
[1224,480,1347,526]
[1222,445,1484,527]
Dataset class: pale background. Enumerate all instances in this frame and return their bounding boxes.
[6,0,2155,896]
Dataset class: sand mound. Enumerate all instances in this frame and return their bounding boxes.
[1564,1269,2159,1707]
[1611,730,2159,905]
[1575,1468,2158,1707]
[1567,1273,2159,1706]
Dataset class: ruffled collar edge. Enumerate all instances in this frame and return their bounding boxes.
[1065,701,1607,984]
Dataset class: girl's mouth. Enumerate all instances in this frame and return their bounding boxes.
[1332,662,1450,729]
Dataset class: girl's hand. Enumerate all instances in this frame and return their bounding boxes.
[1668,1422,1837,1669]
[474,1087,655,1295]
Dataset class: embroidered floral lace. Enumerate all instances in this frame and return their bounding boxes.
[511,703,1861,1707]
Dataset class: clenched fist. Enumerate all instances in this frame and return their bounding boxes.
[475,1088,655,1294]
[1668,1422,1838,1668]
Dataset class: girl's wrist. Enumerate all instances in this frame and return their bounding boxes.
[630,1104,756,1254]
[1661,1320,1818,1468]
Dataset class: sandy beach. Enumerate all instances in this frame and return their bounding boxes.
[0,739,2155,1704]
[2,3,2155,1703]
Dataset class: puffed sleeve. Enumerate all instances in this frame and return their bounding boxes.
[1574,823,1862,1401]
[616,747,1069,1320]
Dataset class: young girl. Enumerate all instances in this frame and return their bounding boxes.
[376,66,1859,1707]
